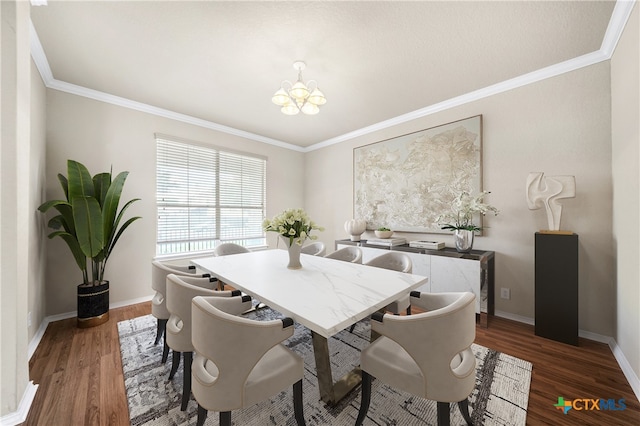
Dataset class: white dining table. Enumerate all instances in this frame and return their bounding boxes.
[192,249,428,405]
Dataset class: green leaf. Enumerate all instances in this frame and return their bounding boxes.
[104,198,140,255]
[72,196,104,258]
[38,199,66,213]
[47,215,64,230]
[100,215,141,281]
[67,160,95,201]
[92,172,111,207]
[109,215,141,252]
[102,171,129,245]
[51,202,75,235]
[39,200,75,235]
[57,173,69,201]
[47,231,87,274]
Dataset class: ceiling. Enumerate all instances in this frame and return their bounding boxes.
[30,1,623,150]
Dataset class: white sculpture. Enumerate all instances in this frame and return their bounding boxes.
[344,219,366,241]
[526,172,576,231]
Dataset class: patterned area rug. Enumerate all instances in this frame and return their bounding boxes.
[118,311,532,425]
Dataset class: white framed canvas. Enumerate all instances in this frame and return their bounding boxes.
[354,115,482,233]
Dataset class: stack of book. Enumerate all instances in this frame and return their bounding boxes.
[367,237,407,247]
[409,240,445,250]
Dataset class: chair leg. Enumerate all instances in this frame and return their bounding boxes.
[458,398,473,425]
[349,323,356,333]
[161,338,170,364]
[437,401,450,426]
[155,318,167,345]
[220,411,231,426]
[196,404,207,426]
[168,351,181,379]
[406,305,412,315]
[355,371,372,426]
[293,379,306,426]
[180,351,193,411]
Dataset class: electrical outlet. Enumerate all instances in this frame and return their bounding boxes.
[28,312,32,327]
[500,288,511,300]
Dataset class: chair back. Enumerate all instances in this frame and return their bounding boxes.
[365,252,412,273]
[151,260,198,319]
[301,242,326,256]
[369,292,476,401]
[191,295,295,411]
[324,246,362,263]
[165,274,219,352]
[214,243,250,256]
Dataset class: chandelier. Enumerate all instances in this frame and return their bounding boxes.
[272,61,327,115]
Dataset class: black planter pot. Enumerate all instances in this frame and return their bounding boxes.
[77,280,109,328]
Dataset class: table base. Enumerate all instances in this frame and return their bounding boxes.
[311,331,363,406]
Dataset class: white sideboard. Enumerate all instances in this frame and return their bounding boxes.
[336,240,495,327]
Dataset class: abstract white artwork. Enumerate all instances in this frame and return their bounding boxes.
[526,172,576,231]
[354,115,482,233]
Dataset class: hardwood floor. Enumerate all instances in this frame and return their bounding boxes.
[25,303,148,426]
[24,302,639,425]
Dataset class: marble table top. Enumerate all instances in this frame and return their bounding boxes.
[193,249,428,338]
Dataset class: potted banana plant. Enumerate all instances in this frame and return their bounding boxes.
[38,160,141,327]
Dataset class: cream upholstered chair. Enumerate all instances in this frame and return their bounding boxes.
[301,241,326,256]
[349,251,413,332]
[191,295,306,426]
[214,242,250,256]
[151,260,213,361]
[324,246,362,263]
[213,243,250,290]
[355,292,476,426]
[166,274,244,411]
[366,252,412,314]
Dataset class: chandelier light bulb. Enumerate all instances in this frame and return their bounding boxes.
[308,88,326,105]
[272,61,327,115]
[281,102,300,115]
[301,102,319,115]
[290,81,310,100]
[271,88,290,106]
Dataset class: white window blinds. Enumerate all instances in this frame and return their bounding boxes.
[156,137,266,255]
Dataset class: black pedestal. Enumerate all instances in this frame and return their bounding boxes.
[534,233,578,345]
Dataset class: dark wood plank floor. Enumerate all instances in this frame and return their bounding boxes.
[24,302,639,425]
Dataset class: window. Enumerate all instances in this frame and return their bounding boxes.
[156,136,266,255]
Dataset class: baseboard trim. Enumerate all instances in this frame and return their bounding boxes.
[28,295,153,361]
[27,320,50,361]
[609,338,640,403]
[0,381,39,426]
[494,310,535,325]
[578,329,612,344]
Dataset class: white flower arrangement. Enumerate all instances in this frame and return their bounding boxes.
[263,208,324,246]
[438,191,499,231]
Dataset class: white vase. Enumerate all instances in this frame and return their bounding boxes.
[280,235,303,269]
[454,229,474,253]
[344,219,366,241]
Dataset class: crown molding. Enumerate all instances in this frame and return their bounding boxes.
[46,78,305,152]
[306,49,609,152]
[600,0,636,58]
[29,19,53,85]
[29,0,635,154]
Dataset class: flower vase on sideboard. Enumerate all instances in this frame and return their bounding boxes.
[454,229,474,253]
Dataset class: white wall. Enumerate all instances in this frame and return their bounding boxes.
[43,90,305,315]
[306,61,615,336]
[29,59,47,343]
[611,3,640,384]
[0,0,35,418]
